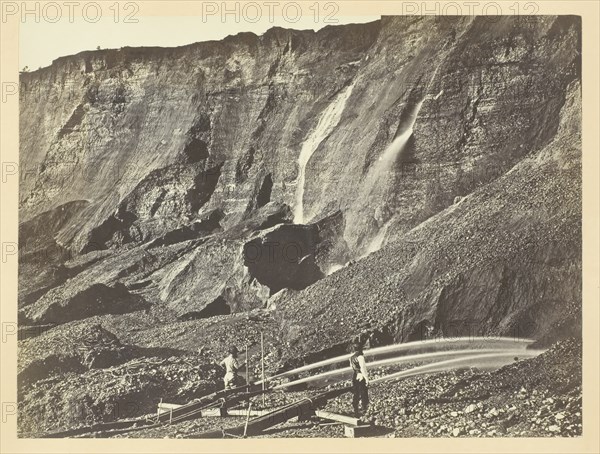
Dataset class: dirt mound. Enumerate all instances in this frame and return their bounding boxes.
[19,355,222,436]
[21,283,149,325]
[18,324,130,390]
[18,200,90,307]
[123,309,283,378]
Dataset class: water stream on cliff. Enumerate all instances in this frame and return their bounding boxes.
[293,81,356,224]
[361,218,393,257]
[357,98,426,257]
[377,99,425,171]
[326,263,347,275]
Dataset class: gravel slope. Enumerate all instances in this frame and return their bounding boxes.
[92,338,581,439]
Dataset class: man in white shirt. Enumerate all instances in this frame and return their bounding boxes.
[220,346,242,390]
[349,342,369,417]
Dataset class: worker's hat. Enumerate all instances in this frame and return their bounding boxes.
[229,345,239,354]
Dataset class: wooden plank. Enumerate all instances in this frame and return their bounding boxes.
[156,386,266,424]
[315,410,361,426]
[344,424,373,438]
[227,409,271,417]
[196,386,353,438]
[197,398,314,438]
[159,404,268,418]
[200,407,226,417]
[158,403,182,410]
[158,403,227,418]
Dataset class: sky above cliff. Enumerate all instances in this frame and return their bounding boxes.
[20,15,379,70]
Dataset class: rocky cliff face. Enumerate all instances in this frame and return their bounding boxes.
[19,16,580,369]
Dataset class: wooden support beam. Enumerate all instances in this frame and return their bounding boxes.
[154,385,266,424]
[201,407,227,417]
[227,409,272,417]
[158,403,274,418]
[196,386,353,438]
[317,421,344,427]
[153,388,268,425]
[344,424,374,438]
[158,403,181,411]
[315,410,361,426]
[157,403,226,417]
[158,406,271,418]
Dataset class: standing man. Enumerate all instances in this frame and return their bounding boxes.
[220,345,242,390]
[349,342,369,417]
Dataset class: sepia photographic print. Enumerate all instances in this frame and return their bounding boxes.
[1,1,599,452]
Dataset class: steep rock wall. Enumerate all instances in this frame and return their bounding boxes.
[274,79,581,359]
[19,16,581,345]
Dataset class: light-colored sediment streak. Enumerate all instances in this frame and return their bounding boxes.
[294,81,356,224]
[326,263,346,276]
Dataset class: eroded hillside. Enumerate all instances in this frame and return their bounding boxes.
[18,15,581,435]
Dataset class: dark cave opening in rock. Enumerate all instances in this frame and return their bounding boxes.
[256,174,273,208]
[183,138,209,163]
[179,297,231,320]
[80,203,140,253]
[187,164,223,213]
[243,224,325,295]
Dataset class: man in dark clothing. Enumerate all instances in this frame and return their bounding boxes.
[349,342,369,417]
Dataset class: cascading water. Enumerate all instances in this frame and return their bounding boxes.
[326,263,346,276]
[293,81,356,224]
[375,99,425,173]
[357,98,426,257]
[361,218,393,258]
[354,65,447,258]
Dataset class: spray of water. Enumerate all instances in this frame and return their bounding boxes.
[272,347,541,390]
[371,350,543,385]
[257,337,534,385]
[293,82,356,224]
